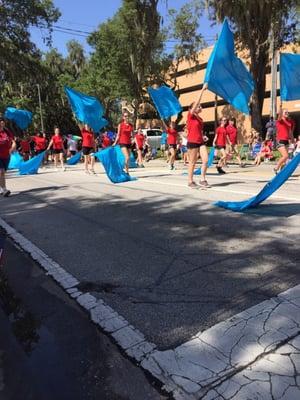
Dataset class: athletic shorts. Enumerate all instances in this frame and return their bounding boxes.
[181,146,187,153]
[53,149,63,154]
[82,146,94,155]
[0,158,10,171]
[216,145,226,150]
[35,149,46,155]
[277,140,289,149]
[187,142,204,149]
[119,144,132,149]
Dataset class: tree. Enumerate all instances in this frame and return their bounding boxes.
[206,0,299,133]
[66,40,86,78]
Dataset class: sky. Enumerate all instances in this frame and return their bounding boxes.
[29,0,220,56]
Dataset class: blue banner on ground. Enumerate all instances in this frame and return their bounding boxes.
[148,86,182,119]
[94,146,137,184]
[8,152,23,169]
[183,147,215,175]
[64,86,106,132]
[215,153,300,211]
[204,19,254,115]
[18,151,45,175]
[4,107,33,130]
[280,53,300,101]
[67,152,82,165]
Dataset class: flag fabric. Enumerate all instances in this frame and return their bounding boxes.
[67,152,82,165]
[4,107,33,130]
[148,86,182,119]
[8,152,23,169]
[94,146,137,184]
[215,152,300,211]
[204,19,254,114]
[64,86,105,132]
[18,151,45,175]
[116,148,137,168]
[280,53,300,101]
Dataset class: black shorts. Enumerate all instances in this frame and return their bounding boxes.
[119,144,131,149]
[187,142,204,149]
[0,158,10,171]
[53,149,63,154]
[82,147,94,155]
[277,140,289,149]
[35,149,46,155]
[168,144,177,150]
[216,145,226,150]
[69,150,76,156]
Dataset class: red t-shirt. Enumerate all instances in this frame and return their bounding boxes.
[276,118,294,141]
[0,129,14,159]
[101,135,111,149]
[215,126,227,147]
[52,135,64,150]
[187,112,204,144]
[119,122,133,145]
[20,139,30,152]
[135,133,145,148]
[226,125,237,145]
[34,136,47,151]
[81,129,95,148]
[167,128,178,145]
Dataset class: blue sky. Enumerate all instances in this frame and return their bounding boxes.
[30,0,219,56]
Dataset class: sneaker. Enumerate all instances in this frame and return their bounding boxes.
[240,163,246,168]
[188,181,198,189]
[3,189,11,197]
[62,167,66,172]
[273,168,278,175]
[216,166,226,174]
[90,169,96,174]
[199,180,211,189]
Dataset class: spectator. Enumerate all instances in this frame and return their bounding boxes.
[265,116,276,140]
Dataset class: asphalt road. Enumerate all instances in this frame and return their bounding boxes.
[1,159,300,349]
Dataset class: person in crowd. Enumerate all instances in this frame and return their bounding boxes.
[180,127,188,166]
[67,134,78,157]
[226,118,245,167]
[160,129,168,160]
[19,134,31,161]
[254,140,273,166]
[113,112,134,174]
[163,120,178,170]
[274,107,295,174]
[265,116,276,141]
[0,117,16,196]
[47,127,66,171]
[101,131,112,149]
[134,127,145,167]
[294,135,300,156]
[213,117,230,174]
[79,124,96,174]
[186,83,210,188]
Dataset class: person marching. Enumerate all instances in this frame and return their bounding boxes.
[79,124,96,174]
[226,118,244,167]
[19,134,31,161]
[186,83,210,188]
[213,117,230,174]
[163,121,178,170]
[134,127,145,167]
[113,112,134,174]
[0,117,16,197]
[47,127,66,171]
[67,134,78,157]
[274,107,295,174]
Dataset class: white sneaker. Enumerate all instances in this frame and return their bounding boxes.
[62,167,66,172]
[3,189,11,197]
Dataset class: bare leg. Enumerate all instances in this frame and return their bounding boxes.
[199,145,208,182]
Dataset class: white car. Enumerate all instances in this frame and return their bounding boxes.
[141,128,162,150]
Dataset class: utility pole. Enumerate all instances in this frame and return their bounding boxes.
[270,24,278,119]
[37,84,44,132]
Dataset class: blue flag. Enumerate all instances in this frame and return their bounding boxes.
[215,153,300,211]
[148,86,182,119]
[67,152,82,165]
[94,146,137,184]
[8,152,23,169]
[65,86,105,132]
[19,151,45,175]
[204,20,254,114]
[280,53,300,101]
[4,107,33,130]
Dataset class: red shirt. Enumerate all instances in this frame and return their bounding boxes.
[81,129,94,148]
[167,128,178,145]
[0,129,14,159]
[215,126,227,147]
[187,112,204,144]
[52,135,64,150]
[276,118,294,141]
[119,122,133,145]
[135,133,145,148]
[34,136,47,151]
[226,125,237,145]
[20,139,31,152]
[101,134,111,149]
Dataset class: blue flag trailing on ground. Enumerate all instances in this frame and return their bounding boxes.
[215,153,300,211]
[67,152,82,165]
[8,152,23,169]
[65,86,105,132]
[94,146,137,184]
[18,151,45,175]
[148,86,182,119]
[280,53,300,101]
[4,107,33,130]
[204,19,254,115]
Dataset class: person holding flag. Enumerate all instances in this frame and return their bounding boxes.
[0,117,16,197]
[113,112,134,174]
[274,107,295,174]
[213,117,230,174]
[47,127,66,171]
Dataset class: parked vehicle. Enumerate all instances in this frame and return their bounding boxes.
[141,129,162,150]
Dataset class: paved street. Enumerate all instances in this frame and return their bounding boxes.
[1,159,300,399]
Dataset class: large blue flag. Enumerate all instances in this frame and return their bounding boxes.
[65,87,105,132]
[280,53,300,101]
[148,86,182,119]
[18,151,45,175]
[94,146,137,184]
[4,107,33,130]
[204,19,254,114]
[215,153,300,211]
[8,152,23,169]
